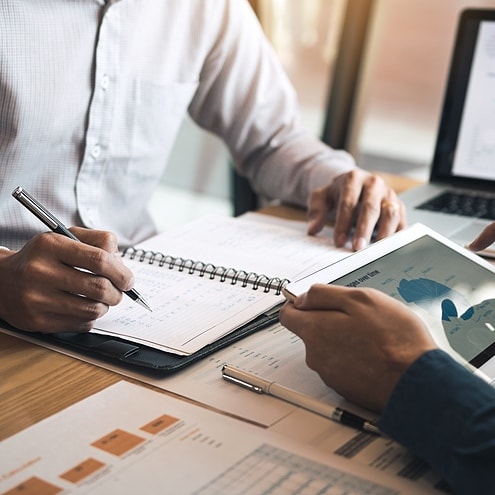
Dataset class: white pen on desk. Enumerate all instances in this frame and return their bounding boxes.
[222,364,382,436]
[12,186,152,312]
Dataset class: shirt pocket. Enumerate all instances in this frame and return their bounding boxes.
[123,79,199,180]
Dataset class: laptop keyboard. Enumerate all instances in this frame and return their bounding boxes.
[416,191,495,220]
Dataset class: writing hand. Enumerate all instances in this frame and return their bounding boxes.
[0,228,134,333]
[306,170,406,251]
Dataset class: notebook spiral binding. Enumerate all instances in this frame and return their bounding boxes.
[122,247,289,295]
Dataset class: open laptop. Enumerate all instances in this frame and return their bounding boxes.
[400,9,495,251]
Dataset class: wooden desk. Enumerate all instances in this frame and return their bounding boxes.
[0,332,122,441]
[0,173,419,442]
[259,172,419,221]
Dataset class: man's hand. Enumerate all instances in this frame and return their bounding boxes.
[468,222,495,252]
[0,228,134,334]
[279,284,437,412]
[307,170,406,251]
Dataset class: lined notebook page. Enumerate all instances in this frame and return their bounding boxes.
[93,214,349,355]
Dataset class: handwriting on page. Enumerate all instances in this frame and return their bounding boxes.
[94,214,349,356]
[94,260,282,355]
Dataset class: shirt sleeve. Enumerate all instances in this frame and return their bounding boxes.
[187,0,356,208]
[378,349,495,494]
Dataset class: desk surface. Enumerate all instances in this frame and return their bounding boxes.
[0,173,419,442]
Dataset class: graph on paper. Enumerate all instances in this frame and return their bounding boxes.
[193,444,398,495]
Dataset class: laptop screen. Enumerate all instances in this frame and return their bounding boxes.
[432,10,495,188]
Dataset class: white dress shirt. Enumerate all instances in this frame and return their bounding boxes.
[0,0,355,249]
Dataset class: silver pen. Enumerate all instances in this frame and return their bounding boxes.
[222,364,382,435]
[12,186,152,312]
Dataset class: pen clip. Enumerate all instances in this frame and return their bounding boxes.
[12,186,60,231]
[222,370,264,394]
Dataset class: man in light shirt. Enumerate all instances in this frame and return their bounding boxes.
[0,0,404,333]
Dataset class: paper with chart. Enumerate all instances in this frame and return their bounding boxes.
[152,322,445,492]
[29,320,444,491]
[0,381,431,495]
[93,214,350,355]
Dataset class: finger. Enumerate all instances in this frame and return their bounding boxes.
[295,284,394,316]
[279,297,351,352]
[56,264,125,307]
[468,222,495,251]
[22,255,124,309]
[307,188,331,235]
[70,227,120,253]
[10,286,110,334]
[293,284,354,311]
[33,309,102,334]
[278,301,306,337]
[333,171,364,247]
[52,290,111,320]
[40,315,99,334]
[350,176,386,250]
[55,237,134,292]
[374,197,407,241]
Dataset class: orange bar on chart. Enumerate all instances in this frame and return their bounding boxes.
[140,414,180,435]
[91,429,144,456]
[59,458,106,484]
[1,476,62,495]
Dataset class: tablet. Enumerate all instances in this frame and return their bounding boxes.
[283,223,495,383]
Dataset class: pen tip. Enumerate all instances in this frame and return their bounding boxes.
[364,422,382,436]
[136,297,153,312]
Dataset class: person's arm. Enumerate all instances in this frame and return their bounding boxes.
[188,0,405,250]
[279,284,436,411]
[0,228,134,333]
[379,349,495,495]
[279,284,495,493]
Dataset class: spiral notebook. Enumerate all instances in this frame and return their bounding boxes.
[92,242,287,356]
[5,214,348,374]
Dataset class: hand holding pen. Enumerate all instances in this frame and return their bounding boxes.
[0,186,151,334]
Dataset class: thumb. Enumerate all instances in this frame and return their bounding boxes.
[294,284,351,311]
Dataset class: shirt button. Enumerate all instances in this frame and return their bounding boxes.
[91,144,101,159]
[101,74,110,90]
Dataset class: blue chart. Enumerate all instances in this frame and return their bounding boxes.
[193,444,398,495]
[397,278,451,303]
[333,234,495,364]
[397,277,495,362]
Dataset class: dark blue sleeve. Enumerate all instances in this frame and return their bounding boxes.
[378,349,495,494]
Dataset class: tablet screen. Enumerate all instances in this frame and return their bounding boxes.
[331,235,495,370]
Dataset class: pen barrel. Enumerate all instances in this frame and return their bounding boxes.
[222,366,380,434]
[53,224,79,241]
[267,383,336,418]
[332,407,371,431]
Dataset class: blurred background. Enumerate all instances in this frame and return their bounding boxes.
[149,0,495,231]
